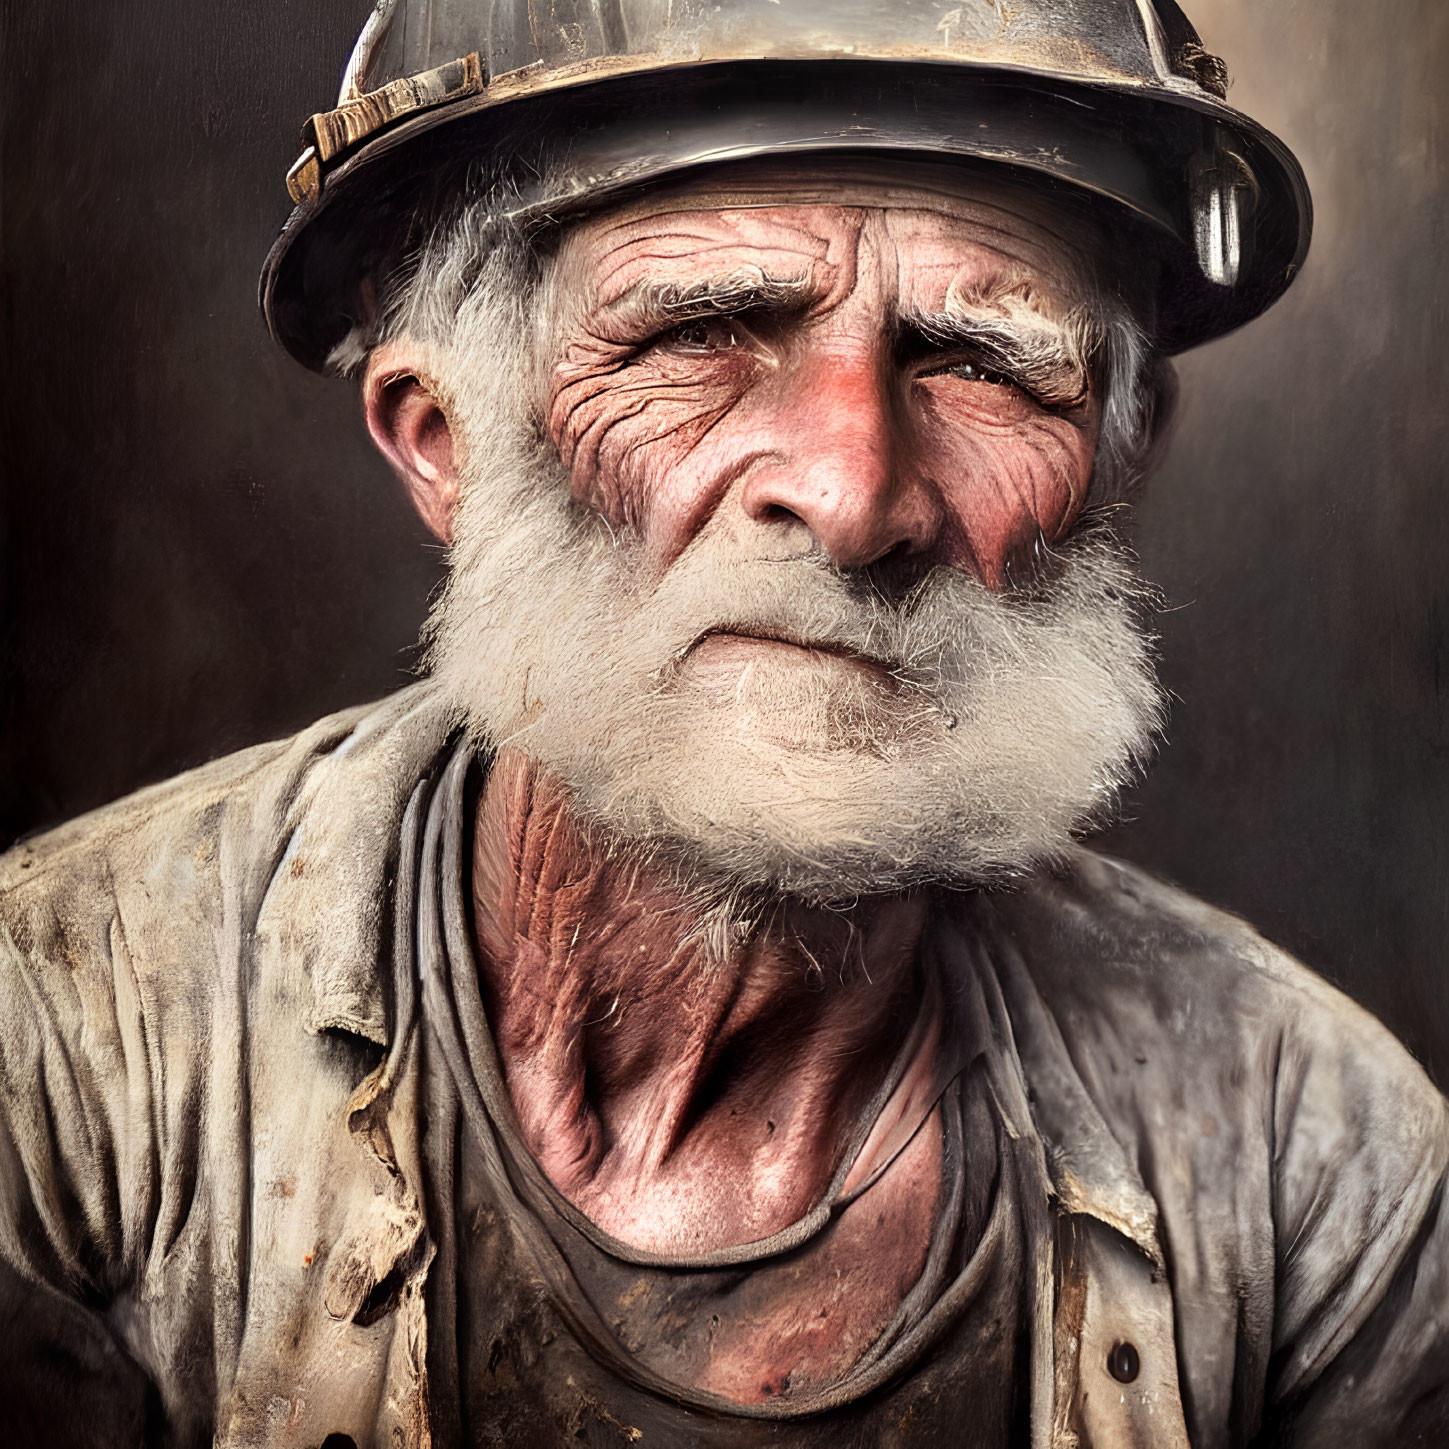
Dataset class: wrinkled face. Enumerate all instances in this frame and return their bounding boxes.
[371,166,1162,900]
[545,176,1103,593]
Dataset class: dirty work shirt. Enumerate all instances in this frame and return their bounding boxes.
[1,686,1448,1447]
[410,749,1041,1447]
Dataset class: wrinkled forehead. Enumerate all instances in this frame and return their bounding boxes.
[553,157,1109,317]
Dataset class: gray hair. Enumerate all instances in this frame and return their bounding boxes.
[333,168,1175,506]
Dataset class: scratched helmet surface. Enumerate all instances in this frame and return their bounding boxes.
[260,0,1311,373]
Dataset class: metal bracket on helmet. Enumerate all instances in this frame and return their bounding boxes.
[1190,129,1259,287]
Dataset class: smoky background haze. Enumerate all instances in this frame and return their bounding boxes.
[2,3,1447,1076]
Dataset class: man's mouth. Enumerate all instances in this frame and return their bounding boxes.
[680,626,899,683]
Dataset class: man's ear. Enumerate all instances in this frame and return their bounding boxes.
[364,343,459,544]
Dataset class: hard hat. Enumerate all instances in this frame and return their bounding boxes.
[260,0,1311,374]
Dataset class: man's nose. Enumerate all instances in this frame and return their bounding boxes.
[738,345,941,569]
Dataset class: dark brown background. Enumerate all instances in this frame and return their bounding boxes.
[3,3,1447,1076]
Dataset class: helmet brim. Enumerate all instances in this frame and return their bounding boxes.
[261,57,1311,372]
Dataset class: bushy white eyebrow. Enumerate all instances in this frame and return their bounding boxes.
[902,303,1097,407]
[605,269,816,327]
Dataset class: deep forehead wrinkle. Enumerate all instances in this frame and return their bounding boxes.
[872,205,1093,311]
[562,196,1096,333]
[578,210,852,309]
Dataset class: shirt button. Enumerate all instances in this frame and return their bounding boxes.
[1107,1341,1140,1383]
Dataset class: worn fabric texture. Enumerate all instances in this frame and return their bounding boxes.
[0,683,1445,1447]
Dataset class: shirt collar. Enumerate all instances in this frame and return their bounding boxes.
[255,681,456,1046]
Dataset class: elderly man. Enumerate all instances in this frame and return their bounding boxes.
[1,2,1446,1446]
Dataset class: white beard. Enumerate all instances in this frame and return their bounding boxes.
[423,343,1164,905]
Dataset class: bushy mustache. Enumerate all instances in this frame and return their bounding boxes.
[585,512,1155,732]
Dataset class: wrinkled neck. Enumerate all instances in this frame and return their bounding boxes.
[469,749,932,1246]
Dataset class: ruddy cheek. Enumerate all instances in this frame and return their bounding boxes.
[926,421,1094,587]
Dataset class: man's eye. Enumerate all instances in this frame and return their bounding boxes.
[662,317,745,353]
[933,359,1015,388]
